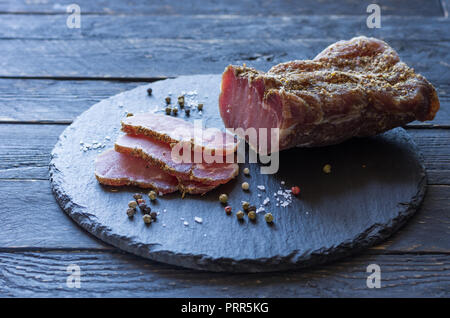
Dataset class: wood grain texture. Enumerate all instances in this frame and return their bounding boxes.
[0,79,447,127]
[0,39,447,82]
[0,251,448,297]
[0,15,449,42]
[0,0,444,16]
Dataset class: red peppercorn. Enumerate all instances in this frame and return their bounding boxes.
[224,206,232,215]
[291,186,301,196]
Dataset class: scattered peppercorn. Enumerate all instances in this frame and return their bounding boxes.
[143,206,151,214]
[248,205,257,212]
[165,96,171,104]
[291,186,301,196]
[197,103,203,111]
[242,201,250,211]
[137,198,145,205]
[185,107,190,116]
[133,193,142,200]
[126,208,135,218]
[128,201,138,208]
[143,214,152,224]
[219,193,228,204]
[323,164,331,174]
[241,182,249,191]
[148,190,157,201]
[236,210,245,220]
[224,206,232,215]
[248,211,256,221]
[172,107,178,115]
[126,112,133,117]
[178,96,185,107]
[165,106,172,115]
[147,88,152,95]
[150,211,157,221]
[243,167,250,175]
[264,213,274,223]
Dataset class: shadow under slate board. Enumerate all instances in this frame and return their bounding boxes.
[49,74,426,272]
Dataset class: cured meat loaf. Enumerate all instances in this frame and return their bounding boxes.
[95,149,218,195]
[122,113,238,155]
[114,134,239,185]
[219,36,440,153]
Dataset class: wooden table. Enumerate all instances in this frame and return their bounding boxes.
[0,0,448,297]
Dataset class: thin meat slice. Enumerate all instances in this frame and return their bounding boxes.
[114,134,239,185]
[219,36,440,152]
[122,113,238,155]
[95,149,218,195]
[95,149,179,194]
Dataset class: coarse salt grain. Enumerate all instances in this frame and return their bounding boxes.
[257,185,266,191]
[194,216,203,224]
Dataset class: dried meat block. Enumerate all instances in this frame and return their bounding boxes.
[219,36,439,153]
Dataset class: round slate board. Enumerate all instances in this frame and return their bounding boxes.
[50,74,427,272]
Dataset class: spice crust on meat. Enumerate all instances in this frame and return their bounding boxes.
[219,36,440,151]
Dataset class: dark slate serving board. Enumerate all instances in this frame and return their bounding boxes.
[50,74,427,272]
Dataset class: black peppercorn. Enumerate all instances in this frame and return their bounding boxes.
[143,206,151,214]
[150,211,157,220]
[126,208,135,218]
[147,88,152,95]
[133,193,142,200]
[185,107,190,116]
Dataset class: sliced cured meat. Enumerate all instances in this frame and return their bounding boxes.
[94,149,179,194]
[95,149,219,195]
[122,113,238,155]
[114,134,239,185]
[219,36,440,152]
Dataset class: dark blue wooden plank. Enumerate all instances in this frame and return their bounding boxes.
[0,251,448,297]
[0,0,444,16]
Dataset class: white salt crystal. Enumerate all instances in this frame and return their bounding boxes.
[194,216,203,224]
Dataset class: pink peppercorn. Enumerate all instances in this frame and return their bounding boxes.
[291,186,301,196]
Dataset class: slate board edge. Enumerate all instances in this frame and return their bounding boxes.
[49,78,428,273]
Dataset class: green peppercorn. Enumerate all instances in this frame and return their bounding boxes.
[197,103,203,111]
[128,201,137,209]
[126,112,133,117]
[236,210,245,220]
[172,107,178,115]
[148,190,157,201]
[165,96,171,104]
[133,193,142,200]
[165,106,172,115]
[126,208,135,218]
[248,211,256,221]
[242,201,250,211]
[147,88,152,95]
[243,167,250,175]
[178,96,185,107]
[241,182,250,191]
[264,213,274,223]
[150,211,157,220]
[219,193,228,204]
[248,205,257,212]
[143,214,152,224]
